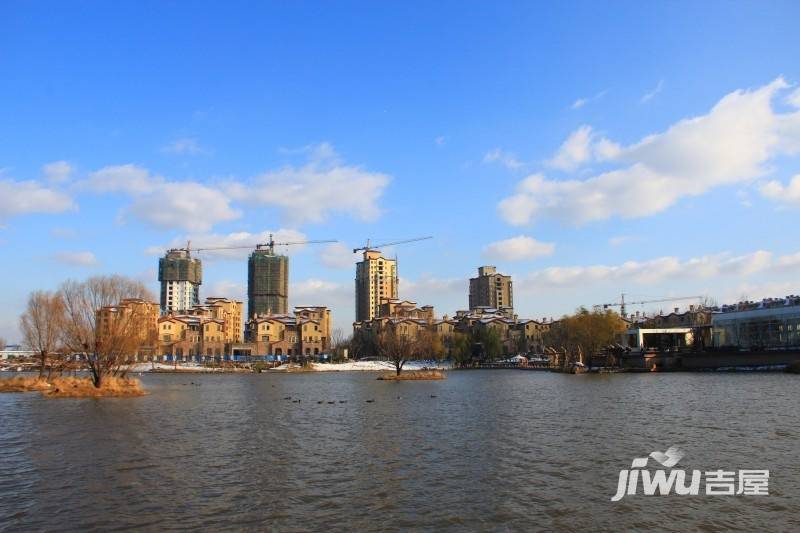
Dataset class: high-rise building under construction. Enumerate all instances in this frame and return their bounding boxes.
[355,250,398,322]
[158,249,202,313]
[248,245,289,318]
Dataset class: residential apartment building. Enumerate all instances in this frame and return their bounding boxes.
[353,302,549,358]
[155,296,244,358]
[378,299,435,321]
[190,297,244,343]
[468,266,513,313]
[96,298,160,359]
[158,314,226,359]
[243,306,332,357]
[355,250,398,322]
[248,245,289,317]
[158,249,202,313]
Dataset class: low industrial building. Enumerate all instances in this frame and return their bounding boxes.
[712,296,800,349]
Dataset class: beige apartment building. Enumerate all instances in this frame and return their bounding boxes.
[191,297,244,343]
[243,306,332,357]
[378,299,435,321]
[354,303,550,358]
[355,250,398,322]
[96,298,160,359]
[154,297,243,358]
[158,314,227,358]
[469,266,513,312]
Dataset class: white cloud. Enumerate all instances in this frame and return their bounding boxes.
[483,148,524,170]
[774,251,800,270]
[152,229,308,260]
[292,278,346,298]
[87,164,159,195]
[787,87,800,108]
[53,251,98,267]
[608,235,641,247]
[279,141,339,162]
[571,98,587,110]
[571,89,607,110]
[547,125,594,171]
[43,160,73,183]
[0,179,75,217]
[290,278,354,330]
[759,174,800,206]
[482,235,555,261]
[229,143,390,225]
[641,79,664,104]
[207,280,246,301]
[127,182,240,232]
[162,137,209,156]
[517,249,777,291]
[319,242,358,269]
[500,78,800,226]
[400,275,469,316]
[86,164,240,231]
[144,245,165,256]
[84,144,390,229]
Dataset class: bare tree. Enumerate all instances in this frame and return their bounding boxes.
[351,328,379,359]
[378,329,417,376]
[329,328,348,361]
[20,291,65,378]
[415,329,444,361]
[0,337,5,351]
[700,295,718,309]
[60,275,154,388]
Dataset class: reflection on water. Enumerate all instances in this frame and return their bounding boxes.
[1,371,799,531]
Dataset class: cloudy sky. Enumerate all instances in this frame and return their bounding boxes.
[2,1,800,340]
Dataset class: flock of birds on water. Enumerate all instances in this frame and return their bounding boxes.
[280,395,437,404]
[179,381,438,404]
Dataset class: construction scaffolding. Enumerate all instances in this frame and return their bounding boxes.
[248,249,288,318]
[158,250,202,284]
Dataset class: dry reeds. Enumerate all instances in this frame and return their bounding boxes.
[377,370,446,381]
[0,376,53,393]
[0,375,145,397]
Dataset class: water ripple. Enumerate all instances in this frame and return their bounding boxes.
[0,371,798,531]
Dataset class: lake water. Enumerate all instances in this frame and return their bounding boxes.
[1,371,798,532]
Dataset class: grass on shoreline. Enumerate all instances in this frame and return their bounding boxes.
[377,370,446,381]
[0,375,145,397]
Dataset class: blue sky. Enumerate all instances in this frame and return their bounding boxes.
[2,1,800,340]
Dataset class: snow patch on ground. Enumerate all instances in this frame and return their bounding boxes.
[129,360,452,373]
[128,362,229,372]
[309,360,451,372]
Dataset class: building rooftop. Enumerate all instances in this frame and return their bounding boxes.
[716,295,800,314]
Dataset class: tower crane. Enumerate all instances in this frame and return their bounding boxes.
[599,293,704,318]
[176,234,337,255]
[352,236,433,254]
